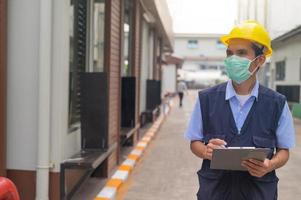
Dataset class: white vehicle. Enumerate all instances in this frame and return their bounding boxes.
[178,64,228,88]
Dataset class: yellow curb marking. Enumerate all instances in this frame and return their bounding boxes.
[128,154,139,161]
[135,146,145,151]
[142,138,151,142]
[106,179,123,190]
[118,165,132,172]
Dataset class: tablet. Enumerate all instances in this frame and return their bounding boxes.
[210,147,270,171]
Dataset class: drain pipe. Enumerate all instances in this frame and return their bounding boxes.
[36,0,52,199]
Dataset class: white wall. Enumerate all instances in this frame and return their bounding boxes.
[148,30,154,80]
[140,20,150,113]
[51,0,81,172]
[162,65,176,94]
[271,36,301,89]
[7,0,81,172]
[7,0,40,170]
[174,35,225,58]
[267,0,301,38]
[238,0,267,26]
[238,0,301,39]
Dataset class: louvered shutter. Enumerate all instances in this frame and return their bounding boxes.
[69,0,88,125]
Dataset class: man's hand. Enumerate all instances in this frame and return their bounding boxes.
[241,158,274,177]
[204,139,227,160]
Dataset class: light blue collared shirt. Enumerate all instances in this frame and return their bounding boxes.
[185,81,295,149]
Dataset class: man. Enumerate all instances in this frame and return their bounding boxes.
[177,79,188,107]
[185,21,295,200]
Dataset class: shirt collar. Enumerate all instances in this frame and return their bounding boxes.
[225,80,259,101]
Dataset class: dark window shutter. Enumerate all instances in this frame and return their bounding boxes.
[69,0,88,125]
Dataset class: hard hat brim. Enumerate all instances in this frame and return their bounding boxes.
[220,35,272,57]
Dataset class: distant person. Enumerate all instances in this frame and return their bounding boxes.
[185,21,295,200]
[177,80,188,107]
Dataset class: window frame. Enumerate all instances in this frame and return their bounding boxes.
[299,58,301,81]
[275,60,286,81]
[187,39,199,49]
[122,0,134,77]
[68,0,106,132]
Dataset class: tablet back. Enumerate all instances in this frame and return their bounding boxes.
[210,148,270,171]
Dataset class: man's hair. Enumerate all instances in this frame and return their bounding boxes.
[251,43,265,57]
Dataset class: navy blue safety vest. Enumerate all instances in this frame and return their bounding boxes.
[197,82,286,200]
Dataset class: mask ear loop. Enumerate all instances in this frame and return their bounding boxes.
[249,56,261,75]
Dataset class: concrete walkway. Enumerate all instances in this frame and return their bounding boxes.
[277,118,301,199]
[118,91,200,200]
[118,90,301,200]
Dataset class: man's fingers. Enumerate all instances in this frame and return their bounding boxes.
[206,148,213,153]
[205,148,212,160]
[209,138,227,146]
[243,161,260,171]
[242,161,265,174]
[207,143,224,150]
[242,163,261,177]
[249,170,260,177]
[248,159,265,167]
[242,161,257,171]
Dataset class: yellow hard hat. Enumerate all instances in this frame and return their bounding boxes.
[220,20,272,57]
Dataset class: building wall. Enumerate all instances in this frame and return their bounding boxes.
[6,0,44,198]
[0,0,7,177]
[148,29,154,80]
[162,65,176,94]
[47,0,72,197]
[140,19,150,114]
[154,37,164,81]
[131,0,142,138]
[268,0,301,38]
[238,0,301,39]
[7,0,40,171]
[174,35,225,75]
[6,0,122,198]
[271,36,301,101]
[4,0,169,198]
[105,0,122,171]
[174,35,225,58]
[51,0,75,173]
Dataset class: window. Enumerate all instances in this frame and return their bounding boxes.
[220,65,227,75]
[276,85,300,103]
[69,0,87,129]
[68,0,106,130]
[200,64,207,70]
[299,58,301,81]
[122,0,134,76]
[187,39,198,49]
[275,60,285,81]
[92,0,105,72]
[216,40,226,49]
[208,65,218,70]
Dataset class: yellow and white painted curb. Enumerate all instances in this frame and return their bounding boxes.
[94,115,166,200]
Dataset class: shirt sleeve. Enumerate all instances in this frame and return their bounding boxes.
[184,98,204,141]
[276,101,296,149]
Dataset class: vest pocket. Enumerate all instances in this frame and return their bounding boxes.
[197,168,228,200]
[198,166,224,179]
[252,135,276,148]
[250,172,279,183]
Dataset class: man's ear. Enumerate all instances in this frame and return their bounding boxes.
[257,55,266,67]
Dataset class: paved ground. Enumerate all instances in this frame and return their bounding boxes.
[118,90,301,200]
[277,118,301,199]
[118,91,201,200]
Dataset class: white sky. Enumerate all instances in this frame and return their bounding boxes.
[166,0,238,34]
